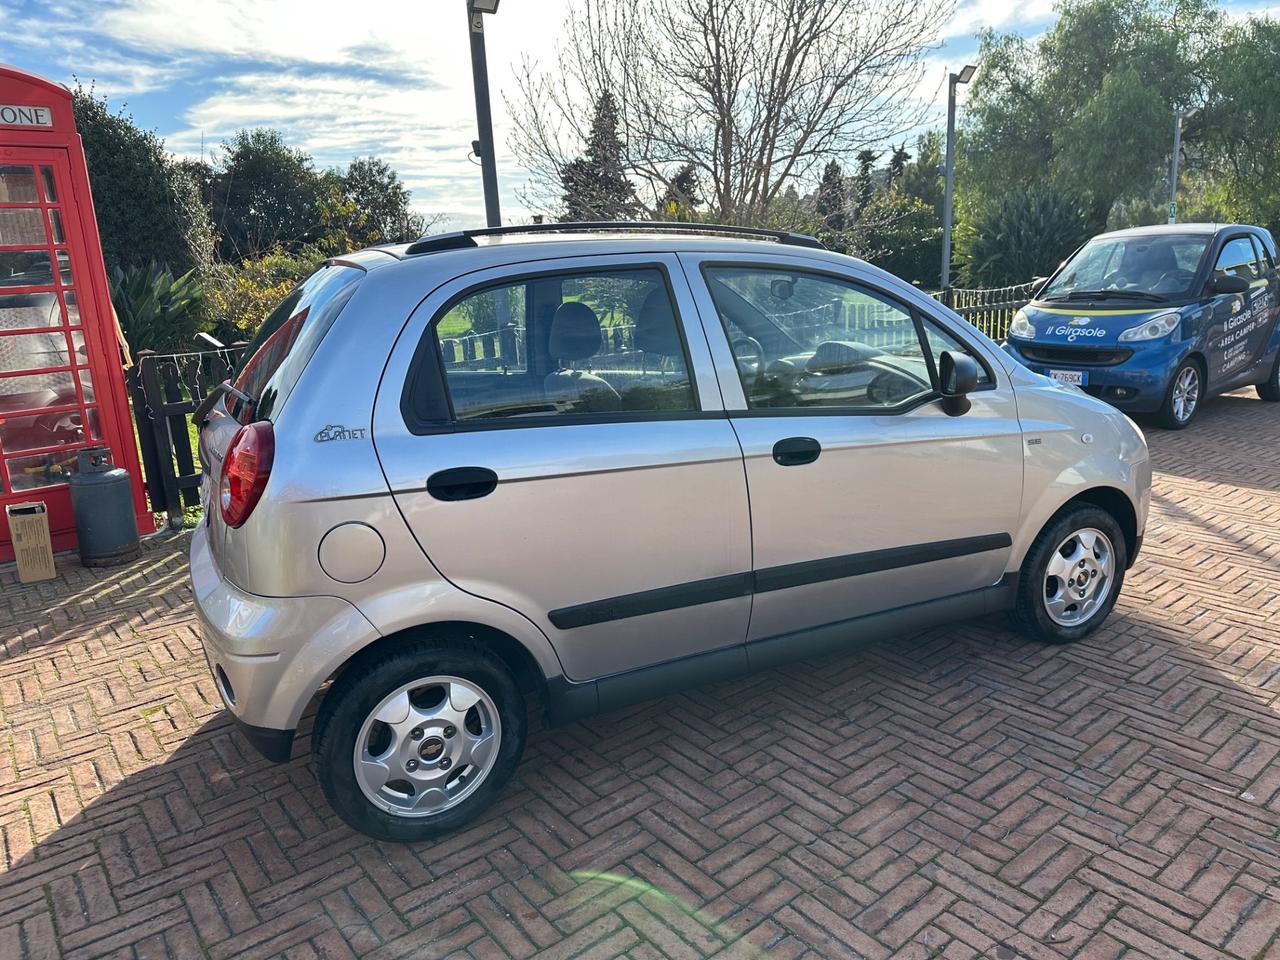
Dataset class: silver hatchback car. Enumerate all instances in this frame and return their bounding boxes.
[191,223,1151,841]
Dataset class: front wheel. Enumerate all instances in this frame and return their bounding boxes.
[1014,506,1127,644]
[313,637,526,842]
[1156,358,1202,429]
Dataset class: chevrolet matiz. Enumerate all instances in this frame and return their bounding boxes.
[191,223,1151,841]
[1004,223,1280,428]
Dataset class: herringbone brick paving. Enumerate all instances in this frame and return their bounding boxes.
[2,390,1280,959]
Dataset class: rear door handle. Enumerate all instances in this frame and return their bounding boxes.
[427,466,498,501]
[772,436,821,466]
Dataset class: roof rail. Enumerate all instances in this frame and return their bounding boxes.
[404,220,825,255]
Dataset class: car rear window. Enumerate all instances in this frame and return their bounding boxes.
[229,263,363,422]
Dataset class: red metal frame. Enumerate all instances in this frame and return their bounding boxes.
[1,66,153,561]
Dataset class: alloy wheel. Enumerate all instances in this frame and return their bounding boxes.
[353,676,501,817]
[1171,365,1200,423]
[1042,527,1115,627]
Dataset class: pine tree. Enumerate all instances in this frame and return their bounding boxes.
[887,143,911,189]
[560,91,637,221]
[657,163,701,220]
[814,160,847,231]
[854,149,878,215]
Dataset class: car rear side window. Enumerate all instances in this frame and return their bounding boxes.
[428,267,696,422]
[229,263,363,422]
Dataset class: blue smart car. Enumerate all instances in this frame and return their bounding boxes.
[1003,223,1280,428]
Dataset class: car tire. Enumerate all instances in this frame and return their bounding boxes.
[312,634,526,842]
[1256,352,1280,401]
[1013,505,1128,645]
[1156,358,1203,429]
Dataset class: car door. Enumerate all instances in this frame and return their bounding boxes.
[1205,234,1272,388]
[679,253,1024,653]
[373,254,752,682]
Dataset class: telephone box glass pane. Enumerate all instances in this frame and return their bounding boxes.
[47,208,65,244]
[0,166,37,203]
[0,332,70,372]
[65,291,79,325]
[0,250,52,287]
[40,167,57,203]
[76,367,95,402]
[70,329,86,361]
[6,450,81,490]
[0,292,61,329]
[0,370,77,410]
[56,250,71,284]
[0,208,46,245]
[87,406,102,439]
[0,410,86,453]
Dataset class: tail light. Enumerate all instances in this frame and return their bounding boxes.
[219,421,274,528]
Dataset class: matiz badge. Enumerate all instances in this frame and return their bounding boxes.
[314,424,367,442]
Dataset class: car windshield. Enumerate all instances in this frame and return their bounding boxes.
[1041,234,1210,301]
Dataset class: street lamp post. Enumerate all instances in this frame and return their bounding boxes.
[467,0,501,228]
[1168,107,1197,224]
[941,64,976,297]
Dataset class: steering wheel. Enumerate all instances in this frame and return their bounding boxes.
[731,336,765,376]
[1153,269,1193,291]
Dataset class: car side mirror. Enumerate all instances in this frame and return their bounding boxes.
[939,350,979,417]
[1213,274,1250,295]
[1031,276,1049,297]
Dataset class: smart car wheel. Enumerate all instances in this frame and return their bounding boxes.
[1257,353,1280,402]
[313,637,525,842]
[1014,505,1127,644]
[1157,359,1202,429]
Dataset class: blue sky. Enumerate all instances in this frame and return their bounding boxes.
[0,0,1271,227]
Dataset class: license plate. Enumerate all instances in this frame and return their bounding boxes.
[1047,369,1087,386]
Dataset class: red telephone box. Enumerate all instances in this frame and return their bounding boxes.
[0,65,152,561]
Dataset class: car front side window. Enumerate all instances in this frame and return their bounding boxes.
[703,265,987,412]
[1215,237,1260,284]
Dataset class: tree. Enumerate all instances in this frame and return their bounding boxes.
[559,91,637,221]
[959,0,1222,228]
[814,161,847,232]
[512,0,956,224]
[656,162,702,220]
[886,143,911,189]
[853,149,878,215]
[898,132,943,211]
[208,129,323,261]
[1202,16,1280,233]
[957,185,1094,286]
[71,85,213,276]
[342,157,425,244]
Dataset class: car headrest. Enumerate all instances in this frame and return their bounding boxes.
[634,288,682,356]
[548,301,602,360]
[805,340,882,375]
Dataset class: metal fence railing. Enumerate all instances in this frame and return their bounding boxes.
[937,282,1038,342]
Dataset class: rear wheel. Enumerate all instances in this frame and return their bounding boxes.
[1014,505,1127,644]
[1156,358,1202,429]
[1257,352,1280,401]
[313,636,525,841]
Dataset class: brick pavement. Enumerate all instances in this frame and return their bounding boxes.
[2,389,1280,959]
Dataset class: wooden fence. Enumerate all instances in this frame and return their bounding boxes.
[126,345,248,519]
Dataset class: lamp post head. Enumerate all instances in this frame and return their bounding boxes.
[955,64,977,85]
[468,0,500,12]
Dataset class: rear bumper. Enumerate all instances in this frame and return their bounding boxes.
[189,522,380,759]
[1004,338,1188,413]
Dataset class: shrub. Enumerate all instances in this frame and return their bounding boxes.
[109,262,207,353]
[957,186,1097,287]
[204,245,324,342]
